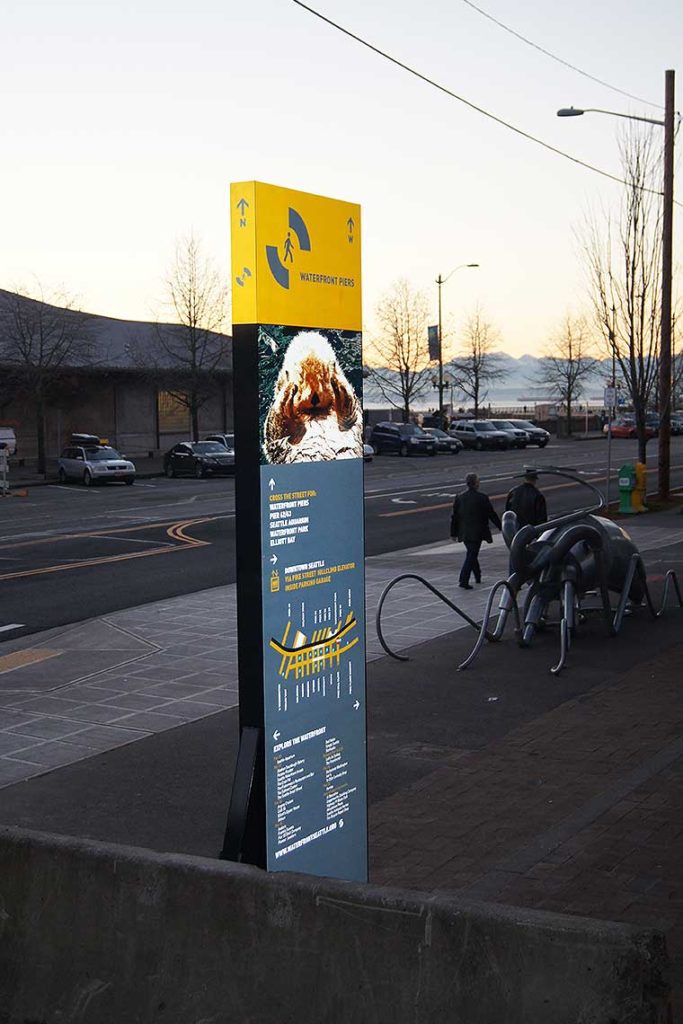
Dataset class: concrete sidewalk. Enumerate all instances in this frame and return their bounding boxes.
[1,510,682,1012]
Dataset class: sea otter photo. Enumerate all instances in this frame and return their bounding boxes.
[260,327,363,465]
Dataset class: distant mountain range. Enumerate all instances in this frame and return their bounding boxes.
[363,352,611,411]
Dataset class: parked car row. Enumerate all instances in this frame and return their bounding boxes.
[602,417,657,440]
[603,414,683,438]
[368,418,549,456]
[56,416,552,487]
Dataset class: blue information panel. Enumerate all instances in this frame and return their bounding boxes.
[260,460,366,880]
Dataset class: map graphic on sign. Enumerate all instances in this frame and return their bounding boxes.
[269,610,359,681]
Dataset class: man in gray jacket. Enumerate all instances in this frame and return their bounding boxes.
[450,473,501,589]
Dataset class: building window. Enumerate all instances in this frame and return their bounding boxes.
[157,391,189,433]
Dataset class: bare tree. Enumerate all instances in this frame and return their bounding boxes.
[0,285,94,472]
[673,313,683,411]
[581,127,663,462]
[147,234,229,440]
[448,307,504,418]
[367,279,432,422]
[535,314,598,435]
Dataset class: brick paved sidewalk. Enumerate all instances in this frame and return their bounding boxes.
[369,642,683,1013]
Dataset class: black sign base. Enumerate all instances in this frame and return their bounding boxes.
[220,725,265,866]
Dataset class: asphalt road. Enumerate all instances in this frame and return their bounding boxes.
[1,436,682,641]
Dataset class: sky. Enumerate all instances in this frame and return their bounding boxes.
[1,0,681,357]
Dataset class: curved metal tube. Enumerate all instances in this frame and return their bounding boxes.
[551,617,571,676]
[613,554,640,632]
[457,578,522,671]
[375,573,489,663]
[594,547,617,637]
[550,578,576,675]
[526,523,603,577]
[491,572,524,640]
[640,567,683,619]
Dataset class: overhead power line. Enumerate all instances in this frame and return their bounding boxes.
[291,0,671,201]
[461,0,663,111]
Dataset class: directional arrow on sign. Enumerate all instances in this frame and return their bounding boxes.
[270,555,278,565]
[391,498,417,505]
[273,730,280,741]
[269,478,275,490]
[347,217,354,232]
[237,198,249,216]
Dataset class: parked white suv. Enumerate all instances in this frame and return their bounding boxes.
[58,445,136,486]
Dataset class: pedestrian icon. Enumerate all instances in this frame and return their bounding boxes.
[283,231,295,263]
[265,207,311,290]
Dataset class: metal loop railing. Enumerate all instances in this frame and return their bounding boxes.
[457,577,522,671]
[375,573,493,663]
[642,567,683,619]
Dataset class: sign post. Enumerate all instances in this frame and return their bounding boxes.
[221,182,367,882]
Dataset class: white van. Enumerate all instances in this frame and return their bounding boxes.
[0,426,17,456]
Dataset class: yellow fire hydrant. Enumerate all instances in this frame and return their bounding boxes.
[632,461,648,513]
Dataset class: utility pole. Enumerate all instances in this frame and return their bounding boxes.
[658,68,675,501]
[435,264,479,429]
[437,273,444,428]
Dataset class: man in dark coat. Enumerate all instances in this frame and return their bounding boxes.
[505,469,547,528]
[450,473,502,589]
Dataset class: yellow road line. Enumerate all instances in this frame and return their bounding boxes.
[0,519,211,583]
[0,648,62,675]
[0,516,217,552]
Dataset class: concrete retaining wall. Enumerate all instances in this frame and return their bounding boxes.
[0,827,671,1024]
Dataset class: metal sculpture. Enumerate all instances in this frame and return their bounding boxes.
[376,467,682,675]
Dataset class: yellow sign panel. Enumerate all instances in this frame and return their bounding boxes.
[230,181,361,331]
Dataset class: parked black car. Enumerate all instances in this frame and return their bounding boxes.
[163,441,236,478]
[369,422,437,456]
[507,420,550,448]
[489,420,529,448]
[448,420,510,451]
[422,427,463,453]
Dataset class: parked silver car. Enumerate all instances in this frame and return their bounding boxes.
[58,445,136,486]
[489,420,529,448]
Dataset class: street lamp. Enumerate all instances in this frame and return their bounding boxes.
[557,69,676,501]
[436,263,479,427]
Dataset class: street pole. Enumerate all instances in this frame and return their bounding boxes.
[558,86,676,500]
[606,306,616,509]
[658,68,675,501]
[437,274,444,428]
[435,264,479,429]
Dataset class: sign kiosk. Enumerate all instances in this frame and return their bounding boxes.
[221,182,367,882]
